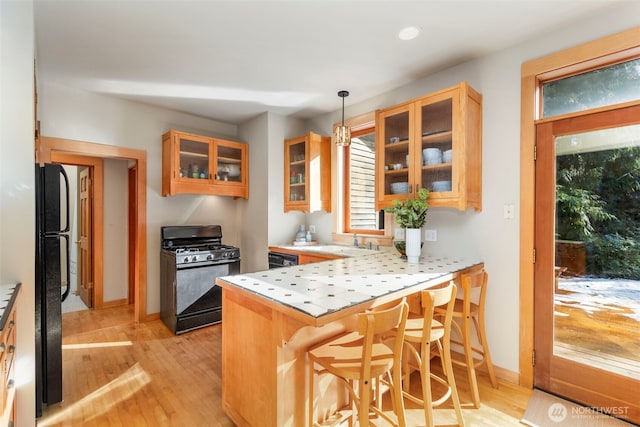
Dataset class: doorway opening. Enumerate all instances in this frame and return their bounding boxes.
[37,136,147,324]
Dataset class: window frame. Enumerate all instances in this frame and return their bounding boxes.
[342,124,383,236]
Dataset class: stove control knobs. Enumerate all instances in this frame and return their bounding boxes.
[206,254,213,261]
[183,257,190,263]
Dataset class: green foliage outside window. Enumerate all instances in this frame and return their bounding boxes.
[556,146,640,279]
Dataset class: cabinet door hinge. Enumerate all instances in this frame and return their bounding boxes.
[534,145,537,161]
[533,248,536,263]
[532,349,536,366]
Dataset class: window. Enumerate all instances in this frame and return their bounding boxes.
[343,125,382,235]
[542,57,640,118]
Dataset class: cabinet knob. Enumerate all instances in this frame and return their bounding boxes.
[0,343,5,353]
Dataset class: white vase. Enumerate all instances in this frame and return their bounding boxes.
[405,228,422,263]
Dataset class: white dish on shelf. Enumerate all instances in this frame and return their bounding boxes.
[442,149,452,163]
[390,182,409,194]
[422,148,442,165]
[432,180,452,192]
[218,163,240,177]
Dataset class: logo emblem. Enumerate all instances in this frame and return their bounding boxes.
[548,402,568,423]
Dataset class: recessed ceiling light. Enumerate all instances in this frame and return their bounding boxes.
[398,26,420,41]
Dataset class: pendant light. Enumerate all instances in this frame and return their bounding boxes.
[333,90,351,147]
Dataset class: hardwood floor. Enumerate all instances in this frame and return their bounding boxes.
[38,305,532,426]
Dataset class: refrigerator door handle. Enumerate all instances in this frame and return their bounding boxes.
[60,166,70,234]
[61,233,71,302]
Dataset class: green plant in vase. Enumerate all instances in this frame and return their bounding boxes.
[386,188,429,262]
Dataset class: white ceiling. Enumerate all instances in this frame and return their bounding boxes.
[34,0,619,124]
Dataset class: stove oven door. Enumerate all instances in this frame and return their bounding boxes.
[174,260,239,333]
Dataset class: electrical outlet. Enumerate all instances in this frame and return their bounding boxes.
[394,228,405,240]
[424,229,437,241]
[308,225,316,233]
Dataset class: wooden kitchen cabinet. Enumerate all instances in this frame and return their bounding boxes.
[162,129,249,199]
[376,81,482,211]
[284,132,331,212]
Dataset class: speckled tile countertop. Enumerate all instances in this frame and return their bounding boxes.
[0,283,21,330]
[217,252,481,319]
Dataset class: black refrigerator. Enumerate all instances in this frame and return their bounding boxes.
[35,163,71,416]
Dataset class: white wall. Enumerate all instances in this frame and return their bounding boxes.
[0,0,36,423]
[237,113,268,272]
[103,159,129,302]
[305,7,640,373]
[37,82,247,314]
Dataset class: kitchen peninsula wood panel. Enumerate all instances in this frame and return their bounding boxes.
[216,254,482,426]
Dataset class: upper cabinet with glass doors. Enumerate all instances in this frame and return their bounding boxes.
[162,129,249,199]
[284,132,331,213]
[375,82,482,212]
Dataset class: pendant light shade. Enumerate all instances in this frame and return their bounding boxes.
[333,90,351,147]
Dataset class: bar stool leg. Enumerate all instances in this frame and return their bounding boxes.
[476,314,498,389]
[308,359,315,427]
[420,343,435,427]
[443,338,465,426]
[463,313,481,408]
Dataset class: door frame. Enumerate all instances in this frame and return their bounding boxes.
[533,106,640,418]
[36,136,147,324]
[519,26,640,388]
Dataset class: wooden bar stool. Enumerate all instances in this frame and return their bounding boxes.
[447,269,498,408]
[307,299,409,427]
[401,282,465,427]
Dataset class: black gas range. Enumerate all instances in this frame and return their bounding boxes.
[160,225,240,334]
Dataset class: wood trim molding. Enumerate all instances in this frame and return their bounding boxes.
[519,26,640,388]
[38,136,148,324]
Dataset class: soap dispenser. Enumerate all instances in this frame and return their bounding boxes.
[295,225,306,242]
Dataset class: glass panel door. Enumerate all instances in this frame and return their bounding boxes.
[287,139,306,203]
[420,98,453,193]
[534,105,640,424]
[216,143,243,183]
[179,137,210,181]
[382,109,411,198]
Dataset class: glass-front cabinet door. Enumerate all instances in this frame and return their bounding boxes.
[377,103,414,205]
[284,132,331,213]
[418,93,456,198]
[178,134,212,182]
[285,137,307,207]
[212,139,248,198]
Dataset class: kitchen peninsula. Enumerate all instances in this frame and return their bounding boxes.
[215,252,482,427]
